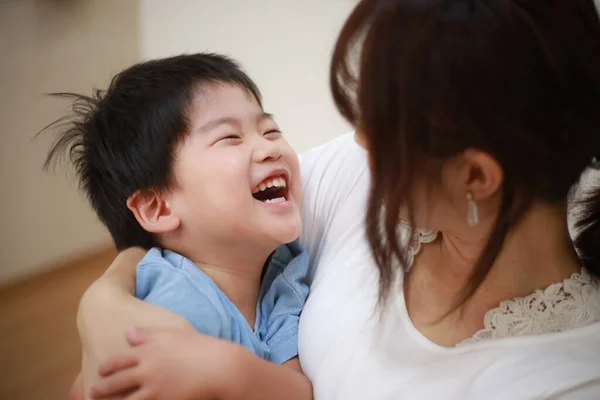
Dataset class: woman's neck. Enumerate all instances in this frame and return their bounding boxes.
[439,201,580,301]
[406,201,581,347]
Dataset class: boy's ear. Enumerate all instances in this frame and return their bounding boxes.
[127,189,180,234]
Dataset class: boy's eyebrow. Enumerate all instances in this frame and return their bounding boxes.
[197,112,274,133]
[197,117,239,133]
[258,112,275,122]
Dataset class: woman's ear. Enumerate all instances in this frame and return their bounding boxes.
[460,149,503,201]
[127,189,180,234]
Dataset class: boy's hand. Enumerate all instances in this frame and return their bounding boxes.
[89,327,240,400]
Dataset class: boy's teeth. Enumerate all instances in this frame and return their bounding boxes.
[254,176,287,193]
[264,197,286,204]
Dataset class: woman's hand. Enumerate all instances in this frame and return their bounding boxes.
[89,327,238,400]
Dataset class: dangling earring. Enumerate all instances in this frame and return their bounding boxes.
[466,192,479,227]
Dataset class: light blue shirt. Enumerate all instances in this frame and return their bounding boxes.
[135,241,310,364]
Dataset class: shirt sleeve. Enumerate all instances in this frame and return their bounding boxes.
[257,242,310,364]
[298,132,371,283]
[136,249,229,339]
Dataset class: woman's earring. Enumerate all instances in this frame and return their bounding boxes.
[466,192,479,227]
[591,156,600,170]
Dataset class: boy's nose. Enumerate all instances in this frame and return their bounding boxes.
[254,138,283,162]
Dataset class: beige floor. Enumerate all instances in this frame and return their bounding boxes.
[0,248,116,400]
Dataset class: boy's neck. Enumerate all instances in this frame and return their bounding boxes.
[183,245,274,329]
[161,234,277,327]
[197,261,265,328]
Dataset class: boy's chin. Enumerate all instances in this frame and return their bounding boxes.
[268,222,302,245]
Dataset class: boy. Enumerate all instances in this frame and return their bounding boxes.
[44,53,312,399]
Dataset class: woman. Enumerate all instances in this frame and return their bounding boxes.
[79,0,600,398]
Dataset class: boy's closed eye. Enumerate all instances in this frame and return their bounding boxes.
[263,129,282,138]
[219,134,242,143]
[216,129,281,144]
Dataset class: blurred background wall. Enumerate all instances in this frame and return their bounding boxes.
[0,0,139,285]
[0,0,355,286]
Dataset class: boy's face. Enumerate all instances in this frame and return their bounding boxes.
[167,83,302,257]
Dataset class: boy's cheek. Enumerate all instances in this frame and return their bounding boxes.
[291,183,303,210]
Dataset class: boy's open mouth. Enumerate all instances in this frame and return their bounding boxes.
[252,174,289,204]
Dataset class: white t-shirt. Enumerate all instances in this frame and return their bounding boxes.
[297,132,600,400]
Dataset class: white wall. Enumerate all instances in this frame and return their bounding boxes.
[139,0,356,153]
[0,0,139,284]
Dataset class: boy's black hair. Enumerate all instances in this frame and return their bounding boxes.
[42,53,263,250]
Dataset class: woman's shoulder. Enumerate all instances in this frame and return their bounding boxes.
[462,323,600,399]
[460,268,600,346]
[298,132,362,171]
[298,132,368,201]
[298,132,371,268]
[457,269,600,399]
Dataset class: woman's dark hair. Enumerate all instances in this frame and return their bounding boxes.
[42,53,262,250]
[331,0,600,307]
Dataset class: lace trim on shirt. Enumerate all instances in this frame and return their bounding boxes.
[458,268,600,346]
[406,230,600,346]
[406,228,438,271]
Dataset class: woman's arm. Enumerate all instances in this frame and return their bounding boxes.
[229,351,312,400]
[79,249,314,400]
[89,327,312,400]
[77,247,193,397]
